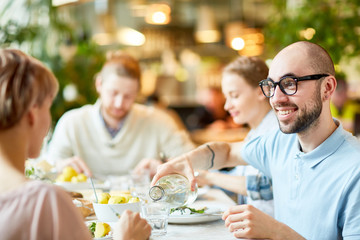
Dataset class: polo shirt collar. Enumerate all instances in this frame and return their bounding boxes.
[296,120,345,168]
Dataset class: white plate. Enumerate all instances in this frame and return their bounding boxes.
[168,213,221,224]
[168,206,223,224]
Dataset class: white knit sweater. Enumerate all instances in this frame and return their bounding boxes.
[46,101,195,176]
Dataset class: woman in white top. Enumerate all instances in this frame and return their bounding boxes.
[196,56,277,216]
[0,49,151,240]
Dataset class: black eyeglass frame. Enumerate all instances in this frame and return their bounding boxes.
[259,74,329,98]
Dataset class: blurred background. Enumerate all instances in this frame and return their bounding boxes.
[1,0,360,127]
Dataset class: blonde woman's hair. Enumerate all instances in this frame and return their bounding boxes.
[0,49,59,130]
[99,50,141,89]
[222,56,269,88]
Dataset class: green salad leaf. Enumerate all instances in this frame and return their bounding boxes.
[88,222,96,237]
[170,206,207,215]
[25,166,35,178]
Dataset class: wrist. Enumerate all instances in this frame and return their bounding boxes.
[204,171,215,186]
[271,221,306,240]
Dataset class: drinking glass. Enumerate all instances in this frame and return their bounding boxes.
[107,175,130,191]
[129,169,150,201]
[141,202,170,236]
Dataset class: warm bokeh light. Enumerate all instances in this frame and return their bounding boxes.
[92,28,145,46]
[231,37,245,50]
[237,32,264,56]
[225,21,264,56]
[195,30,221,43]
[117,28,145,46]
[152,11,167,24]
[195,5,220,43]
[145,4,171,25]
[300,28,316,40]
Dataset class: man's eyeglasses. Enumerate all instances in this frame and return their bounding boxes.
[259,74,329,98]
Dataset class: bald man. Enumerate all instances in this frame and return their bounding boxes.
[152,41,360,239]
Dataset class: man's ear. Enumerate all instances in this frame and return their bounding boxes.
[323,75,337,100]
[95,75,102,94]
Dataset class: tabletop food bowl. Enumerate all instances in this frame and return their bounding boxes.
[93,202,141,222]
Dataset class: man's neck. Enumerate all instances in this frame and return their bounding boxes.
[99,108,128,138]
[297,116,338,153]
[100,110,125,130]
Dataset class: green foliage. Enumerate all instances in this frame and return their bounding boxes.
[50,41,105,122]
[0,21,39,45]
[0,0,106,123]
[264,0,360,64]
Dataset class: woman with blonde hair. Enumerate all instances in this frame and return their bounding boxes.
[0,49,151,240]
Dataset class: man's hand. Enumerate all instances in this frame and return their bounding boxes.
[223,204,277,239]
[56,156,92,177]
[223,205,305,240]
[133,158,163,179]
[113,210,152,240]
[151,153,197,191]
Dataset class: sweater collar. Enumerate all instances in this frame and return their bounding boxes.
[96,100,128,138]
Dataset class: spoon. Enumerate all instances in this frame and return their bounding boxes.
[108,205,121,219]
[89,177,99,203]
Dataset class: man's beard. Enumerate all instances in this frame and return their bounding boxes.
[279,88,322,134]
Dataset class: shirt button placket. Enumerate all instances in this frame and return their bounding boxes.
[291,153,301,199]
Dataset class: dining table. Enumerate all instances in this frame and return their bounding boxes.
[81,187,238,240]
[76,177,239,240]
[151,188,237,240]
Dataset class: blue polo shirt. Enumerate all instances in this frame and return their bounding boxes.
[241,123,360,240]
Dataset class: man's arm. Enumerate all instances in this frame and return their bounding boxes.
[152,141,247,191]
[196,171,248,196]
[196,171,273,200]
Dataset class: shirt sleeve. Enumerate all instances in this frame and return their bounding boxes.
[241,134,272,177]
[46,113,76,165]
[338,171,360,239]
